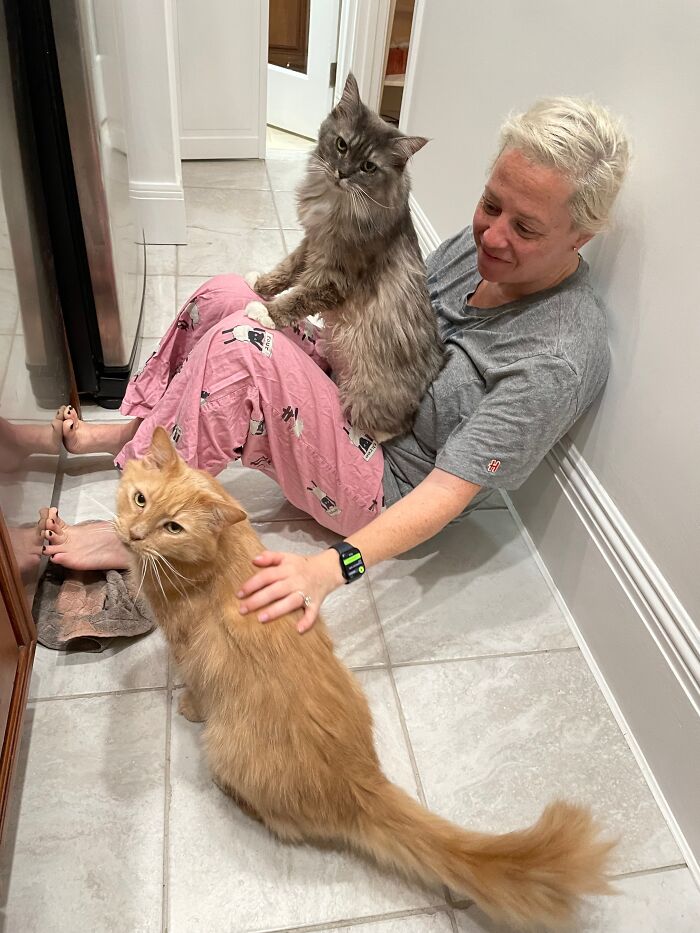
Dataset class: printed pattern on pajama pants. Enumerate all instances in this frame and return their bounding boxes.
[115,274,385,536]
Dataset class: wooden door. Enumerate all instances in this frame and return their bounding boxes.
[0,515,36,842]
[268,0,311,73]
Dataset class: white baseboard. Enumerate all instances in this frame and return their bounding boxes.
[409,194,700,879]
[409,193,441,257]
[129,181,187,246]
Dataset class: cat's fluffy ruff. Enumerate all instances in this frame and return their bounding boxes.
[116,427,615,930]
[246,73,445,441]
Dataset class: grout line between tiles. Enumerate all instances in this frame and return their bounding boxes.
[185,222,283,236]
[389,644,581,673]
[161,653,174,933]
[31,683,168,704]
[366,578,430,810]
[171,659,387,694]
[268,904,455,933]
[182,183,271,193]
[611,861,687,880]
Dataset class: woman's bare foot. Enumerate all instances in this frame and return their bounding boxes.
[0,415,63,472]
[8,522,44,580]
[38,506,131,571]
[57,406,141,456]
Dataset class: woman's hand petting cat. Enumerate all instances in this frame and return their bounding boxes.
[237,549,344,634]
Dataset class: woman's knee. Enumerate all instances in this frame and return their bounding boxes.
[197,274,257,307]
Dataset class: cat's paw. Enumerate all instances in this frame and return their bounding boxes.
[245,301,277,330]
[244,270,262,291]
[178,690,205,722]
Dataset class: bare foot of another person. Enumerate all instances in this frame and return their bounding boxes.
[38,506,131,571]
[8,522,44,580]
[0,414,63,472]
[57,405,141,456]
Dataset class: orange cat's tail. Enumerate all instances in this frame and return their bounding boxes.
[353,781,614,929]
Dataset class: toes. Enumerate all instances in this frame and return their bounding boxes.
[57,405,77,423]
[59,408,79,449]
[42,541,64,560]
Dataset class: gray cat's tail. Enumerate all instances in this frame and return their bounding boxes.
[352,780,614,929]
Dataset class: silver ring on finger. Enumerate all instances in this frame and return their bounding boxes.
[297,590,312,609]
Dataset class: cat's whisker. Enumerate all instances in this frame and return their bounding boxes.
[354,186,393,211]
[144,544,190,584]
[144,547,191,604]
[352,188,378,234]
[145,552,167,602]
[153,565,167,602]
[158,563,187,601]
[153,554,187,596]
[157,552,196,587]
[133,556,148,601]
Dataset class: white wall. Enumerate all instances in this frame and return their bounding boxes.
[117,0,186,244]
[401,0,700,865]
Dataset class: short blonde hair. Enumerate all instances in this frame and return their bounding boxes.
[498,97,630,235]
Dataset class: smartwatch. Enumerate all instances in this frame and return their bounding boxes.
[329,541,365,583]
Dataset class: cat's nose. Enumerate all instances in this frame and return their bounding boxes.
[129,526,147,541]
[335,169,349,181]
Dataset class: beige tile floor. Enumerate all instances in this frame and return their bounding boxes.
[1,145,699,932]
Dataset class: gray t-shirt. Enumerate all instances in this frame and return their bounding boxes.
[381,225,610,511]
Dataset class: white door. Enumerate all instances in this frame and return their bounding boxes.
[175,0,268,159]
[267,0,341,140]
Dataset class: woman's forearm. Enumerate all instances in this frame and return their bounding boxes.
[316,468,482,584]
[240,469,481,631]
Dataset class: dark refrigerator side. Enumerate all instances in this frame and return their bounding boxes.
[13,0,145,409]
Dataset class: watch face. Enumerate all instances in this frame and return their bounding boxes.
[341,549,364,575]
[332,543,365,581]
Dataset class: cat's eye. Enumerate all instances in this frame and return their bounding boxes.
[165,521,183,534]
[336,136,347,153]
[361,160,376,174]
[134,491,146,508]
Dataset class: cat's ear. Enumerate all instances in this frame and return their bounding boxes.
[210,498,247,528]
[333,72,362,119]
[390,135,429,166]
[144,426,179,471]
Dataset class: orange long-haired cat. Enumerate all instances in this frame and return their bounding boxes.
[116,428,613,929]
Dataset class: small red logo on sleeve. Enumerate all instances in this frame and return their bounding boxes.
[487,459,501,473]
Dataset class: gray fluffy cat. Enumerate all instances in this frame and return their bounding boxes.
[246,73,444,441]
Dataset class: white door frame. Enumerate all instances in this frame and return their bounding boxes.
[335,0,395,111]
[396,0,425,133]
[336,0,425,129]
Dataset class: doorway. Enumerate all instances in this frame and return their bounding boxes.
[267,0,341,141]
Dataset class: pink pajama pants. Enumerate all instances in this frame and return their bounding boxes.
[116,275,385,536]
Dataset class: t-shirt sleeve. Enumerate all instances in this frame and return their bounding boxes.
[435,354,579,489]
